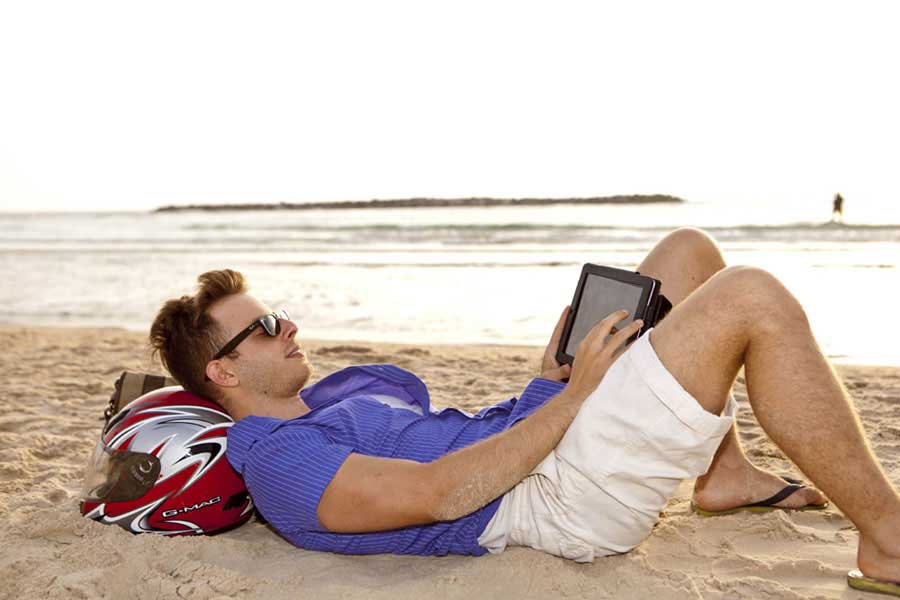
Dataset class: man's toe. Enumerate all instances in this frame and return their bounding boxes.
[804,487,828,507]
[784,485,827,508]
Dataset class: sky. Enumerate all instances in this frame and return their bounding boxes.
[1,1,899,214]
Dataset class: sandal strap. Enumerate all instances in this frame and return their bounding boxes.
[746,484,805,508]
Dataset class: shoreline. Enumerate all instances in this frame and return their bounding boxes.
[154,194,685,212]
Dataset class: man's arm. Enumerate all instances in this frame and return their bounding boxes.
[318,312,641,532]
[317,385,587,532]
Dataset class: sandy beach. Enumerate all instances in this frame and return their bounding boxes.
[1,323,897,599]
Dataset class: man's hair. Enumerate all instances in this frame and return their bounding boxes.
[149,269,247,402]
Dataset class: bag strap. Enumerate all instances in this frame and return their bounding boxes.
[104,371,178,424]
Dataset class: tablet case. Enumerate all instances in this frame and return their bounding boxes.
[555,265,673,368]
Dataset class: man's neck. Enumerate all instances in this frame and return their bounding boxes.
[228,391,311,422]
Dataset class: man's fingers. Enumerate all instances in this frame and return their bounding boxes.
[607,318,643,350]
[553,306,569,335]
[611,321,644,357]
[607,320,644,358]
[589,310,626,339]
[543,307,571,366]
[547,306,570,350]
[550,363,572,379]
[577,309,629,354]
[606,309,630,324]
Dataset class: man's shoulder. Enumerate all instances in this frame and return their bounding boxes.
[226,415,337,472]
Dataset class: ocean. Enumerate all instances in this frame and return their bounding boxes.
[1,199,897,366]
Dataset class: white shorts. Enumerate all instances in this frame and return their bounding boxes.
[477,328,738,563]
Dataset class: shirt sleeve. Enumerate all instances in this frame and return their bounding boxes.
[242,428,354,534]
[473,377,566,419]
[507,377,568,426]
[474,396,517,417]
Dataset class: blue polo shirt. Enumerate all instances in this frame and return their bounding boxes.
[225,364,566,557]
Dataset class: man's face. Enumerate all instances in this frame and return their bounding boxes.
[207,293,315,398]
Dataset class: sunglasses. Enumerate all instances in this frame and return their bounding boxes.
[205,309,290,381]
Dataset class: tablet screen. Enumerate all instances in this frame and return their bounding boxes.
[564,274,646,357]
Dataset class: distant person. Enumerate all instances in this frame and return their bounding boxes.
[144,229,900,596]
[832,193,845,223]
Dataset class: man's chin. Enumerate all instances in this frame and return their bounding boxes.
[295,362,315,391]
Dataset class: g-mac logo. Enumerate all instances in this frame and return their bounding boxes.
[162,496,222,518]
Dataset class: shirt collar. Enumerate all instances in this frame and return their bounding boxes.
[226,364,432,472]
[299,363,431,413]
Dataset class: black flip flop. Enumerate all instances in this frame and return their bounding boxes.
[691,476,829,517]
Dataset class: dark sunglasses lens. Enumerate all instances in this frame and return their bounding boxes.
[261,314,280,336]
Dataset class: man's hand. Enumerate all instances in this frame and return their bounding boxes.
[539,305,573,383]
[566,310,643,399]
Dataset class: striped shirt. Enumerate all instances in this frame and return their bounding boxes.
[226,364,567,556]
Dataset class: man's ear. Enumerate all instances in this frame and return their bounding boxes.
[206,359,240,388]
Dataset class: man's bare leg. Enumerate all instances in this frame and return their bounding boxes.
[649,264,900,581]
[636,228,825,511]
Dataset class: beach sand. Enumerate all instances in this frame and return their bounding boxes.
[1,324,897,599]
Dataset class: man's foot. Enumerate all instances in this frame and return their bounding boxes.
[854,533,900,594]
[691,464,827,514]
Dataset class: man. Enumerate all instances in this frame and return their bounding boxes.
[150,228,899,594]
[832,193,846,223]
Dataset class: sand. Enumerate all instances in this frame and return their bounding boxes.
[1,324,897,599]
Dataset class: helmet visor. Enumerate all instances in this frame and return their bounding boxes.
[80,440,162,503]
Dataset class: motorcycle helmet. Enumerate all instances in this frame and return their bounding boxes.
[79,386,253,535]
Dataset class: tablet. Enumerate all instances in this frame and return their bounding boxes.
[556,264,663,366]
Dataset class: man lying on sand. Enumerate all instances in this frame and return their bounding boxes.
[149,228,898,596]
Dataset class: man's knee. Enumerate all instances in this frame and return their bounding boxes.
[713,266,810,330]
[658,227,725,271]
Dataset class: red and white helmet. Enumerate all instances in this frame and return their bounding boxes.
[80,387,253,535]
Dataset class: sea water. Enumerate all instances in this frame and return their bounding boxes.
[0,199,897,366]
